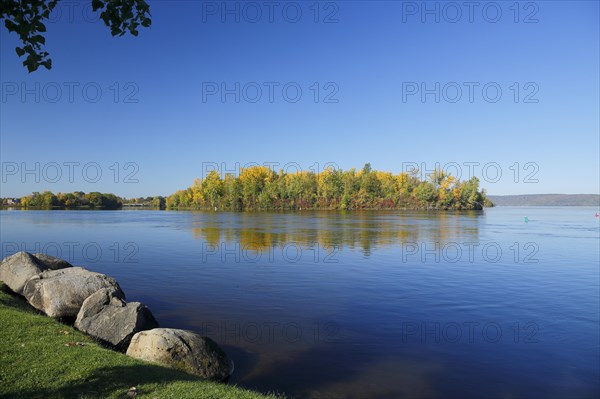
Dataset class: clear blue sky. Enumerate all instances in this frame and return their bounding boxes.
[1,0,598,197]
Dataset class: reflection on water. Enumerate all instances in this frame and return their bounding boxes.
[191,210,483,256]
[0,208,598,398]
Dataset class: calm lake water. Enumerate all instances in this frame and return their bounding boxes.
[1,207,599,398]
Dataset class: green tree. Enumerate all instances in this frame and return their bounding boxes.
[200,171,224,209]
[166,191,183,209]
[413,182,437,205]
[222,174,243,210]
[152,196,166,209]
[376,172,396,200]
[342,169,360,198]
[359,164,381,202]
[318,168,343,208]
[84,192,122,209]
[258,178,280,209]
[239,166,273,208]
[461,177,483,209]
[25,191,58,208]
[341,192,351,210]
[60,192,81,208]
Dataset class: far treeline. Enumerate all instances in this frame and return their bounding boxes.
[1,191,166,210]
[166,164,492,210]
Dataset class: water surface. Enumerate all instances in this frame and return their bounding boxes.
[1,207,598,398]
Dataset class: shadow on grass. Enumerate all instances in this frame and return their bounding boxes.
[3,364,201,399]
[0,284,79,326]
[0,284,36,313]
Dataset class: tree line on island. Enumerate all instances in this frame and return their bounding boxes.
[2,164,492,211]
[167,164,491,210]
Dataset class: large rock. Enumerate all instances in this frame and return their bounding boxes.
[22,267,124,318]
[126,328,231,381]
[33,253,73,270]
[75,288,158,350]
[0,252,71,294]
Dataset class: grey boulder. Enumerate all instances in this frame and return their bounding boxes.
[33,253,73,270]
[22,267,124,318]
[0,251,72,294]
[126,328,231,381]
[75,288,158,350]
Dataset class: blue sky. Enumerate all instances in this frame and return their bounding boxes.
[1,0,598,197]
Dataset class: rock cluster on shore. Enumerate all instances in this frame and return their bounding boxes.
[0,251,232,381]
[126,328,232,381]
[75,287,159,350]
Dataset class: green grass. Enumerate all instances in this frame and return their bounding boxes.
[0,283,279,399]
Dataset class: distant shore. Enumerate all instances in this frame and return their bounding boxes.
[487,194,600,206]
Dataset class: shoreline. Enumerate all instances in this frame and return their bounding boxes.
[0,206,489,211]
[0,283,278,399]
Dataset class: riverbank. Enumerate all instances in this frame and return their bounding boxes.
[0,283,278,399]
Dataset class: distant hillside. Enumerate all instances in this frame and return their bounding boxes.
[488,194,600,206]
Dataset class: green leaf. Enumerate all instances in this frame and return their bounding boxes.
[92,0,103,11]
[31,35,45,45]
[4,20,17,33]
[41,59,52,70]
[24,58,38,73]
[15,47,25,57]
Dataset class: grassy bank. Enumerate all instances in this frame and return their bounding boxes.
[0,284,278,399]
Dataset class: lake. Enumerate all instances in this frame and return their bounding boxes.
[1,207,598,398]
